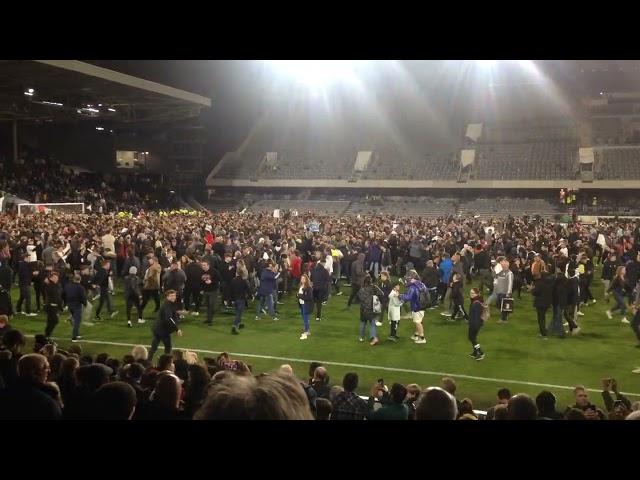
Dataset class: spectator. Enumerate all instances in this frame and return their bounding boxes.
[0,353,61,420]
[507,394,537,420]
[415,387,458,420]
[404,383,421,420]
[194,373,313,420]
[92,381,137,420]
[332,372,368,420]
[536,391,563,420]
[316,398,333,420]
[485,388,511,420]
[368,382,409,420]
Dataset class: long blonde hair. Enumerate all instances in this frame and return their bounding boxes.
[300,274,312,289]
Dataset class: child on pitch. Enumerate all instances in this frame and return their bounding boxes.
[387,283,403,341]
[449,273,469,322]
[377,271,393,327]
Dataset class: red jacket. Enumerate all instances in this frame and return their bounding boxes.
[205,232,215,245]
[290,256,302,279]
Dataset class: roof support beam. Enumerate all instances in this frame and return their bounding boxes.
[34,60,211,107]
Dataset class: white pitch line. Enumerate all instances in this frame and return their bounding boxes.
[45,337,640,398]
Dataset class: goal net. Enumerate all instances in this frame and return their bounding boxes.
[18,203,85,216]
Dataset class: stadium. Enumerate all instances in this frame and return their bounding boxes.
[1,59,640,420]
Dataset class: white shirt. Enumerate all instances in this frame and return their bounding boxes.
[325,255,333,275]
[298,286,305,305]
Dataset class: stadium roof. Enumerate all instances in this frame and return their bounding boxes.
[0,60,211,123]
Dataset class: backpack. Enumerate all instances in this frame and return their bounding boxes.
[479,301,490,322]
[417,285,430,311]
[372,294,382,314]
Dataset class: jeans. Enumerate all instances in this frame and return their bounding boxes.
[183,284,200,312]
[536,306,549,336]
[369,262,380,278]
[95,290,113,318]
[564,304,578,331]
[359,313,377,339]
[611,291,626,316]
[233,299,245,328]
[550,306,565,336]
[300,305,310,332]
[256,293,275,317]
[69,303,83,338]
[17,284,32,314]
[149,334,172,359]
[313,289,326,319]
[141,289,160,317]
[202,290,217,324]
[44,305,59,337]
[126,295,142,321]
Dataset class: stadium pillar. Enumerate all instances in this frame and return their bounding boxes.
[12,120,18,166]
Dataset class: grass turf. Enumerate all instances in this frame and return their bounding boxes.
[11,266,640,412]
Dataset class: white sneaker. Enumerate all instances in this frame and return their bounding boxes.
[127,320,132,327]
[27,313,37,317]
[622,317,630,324]
[110,311,118,318]
[632,367,640,374]
[414,338,426,344]
[606,310,613,319]
[411,334,419,341]
[299,333,308,340]
[571,327,581,336]
[440,312,452,317]
[591,299,597,305]
[336,292,343,296]
[192,311,200,316]
[359,337,364,342]
[577,311,585,317]
[273,317,279,321]
[375,321,383,327]
[83,321,95,327]
[137,318,146,324]
[19,311,27,315]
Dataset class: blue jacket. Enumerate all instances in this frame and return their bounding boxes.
[400,281,427,312]
[366,245,382,263]
[258,269,278,296]
[439,258,453,283]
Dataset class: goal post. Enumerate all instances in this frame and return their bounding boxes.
[18,203,85,216]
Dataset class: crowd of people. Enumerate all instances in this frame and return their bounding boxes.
[0,154,175,214]
[2,206,640,419]
[1,335,638,420]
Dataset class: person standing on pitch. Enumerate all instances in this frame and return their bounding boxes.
[387,283,403,341]
[124,266,143,327]
[44,271,63,340]
[64,274,87,342]
[149,289,182,360]
[230,268,251,335]
[468,288,485,360]
[493,257,513,324]
[93,259,117,321]
[297,274,314,340]
[399,270,428,344]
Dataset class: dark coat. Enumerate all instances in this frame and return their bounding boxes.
[531,276,554,309]
[310,264,330,293]
[296,285,314,315]
[152,301,179,337]
[0,378,62,420]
